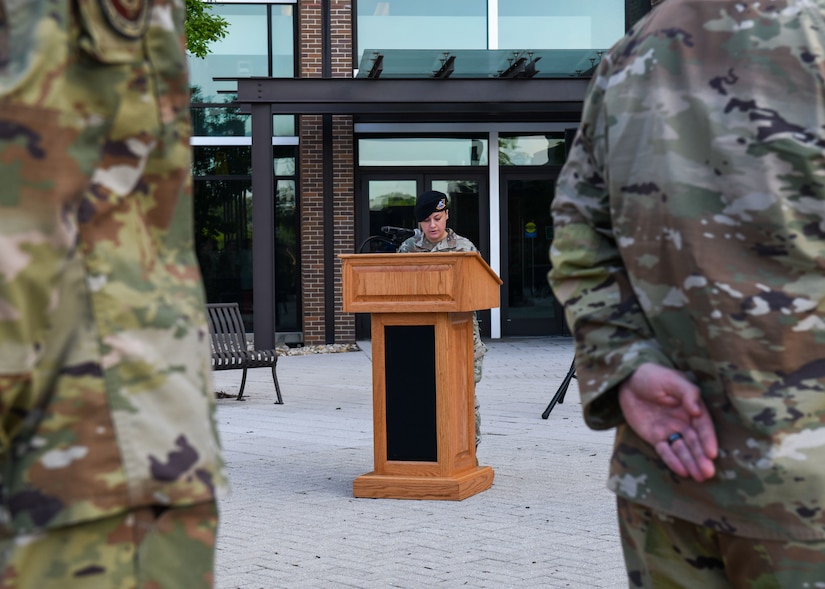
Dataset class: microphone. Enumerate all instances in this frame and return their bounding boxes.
[381,226,417,240]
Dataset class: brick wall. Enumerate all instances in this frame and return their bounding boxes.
[299,0,355,345]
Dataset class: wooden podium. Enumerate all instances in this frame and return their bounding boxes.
[340,251,502,500]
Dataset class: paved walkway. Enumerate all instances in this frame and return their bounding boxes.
[211,337,627,589]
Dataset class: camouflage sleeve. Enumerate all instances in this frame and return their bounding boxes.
[396,237,415,253]
[547,56,673,430]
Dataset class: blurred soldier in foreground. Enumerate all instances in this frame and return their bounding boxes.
[0,1,225,587]
[548,0,825,586]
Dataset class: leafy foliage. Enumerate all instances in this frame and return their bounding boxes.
[185,0,229,59]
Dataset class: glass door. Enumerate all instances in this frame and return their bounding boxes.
[428,175,488,258]
[357,173,489,337]
[359,174,488,256]
[501,174,568,336]
[361,177,419,252]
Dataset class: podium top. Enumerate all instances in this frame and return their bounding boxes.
[340,251,502,314]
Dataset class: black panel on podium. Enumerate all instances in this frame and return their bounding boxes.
[384,325,437,462]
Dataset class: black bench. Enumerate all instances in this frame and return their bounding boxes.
[206,302,283,403]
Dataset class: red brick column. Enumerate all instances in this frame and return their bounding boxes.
[299,0,355,345]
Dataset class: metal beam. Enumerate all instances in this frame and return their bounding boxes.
[499,57,526,78]
[433,55,455,79]
[235,78,590,118]
[367,54,384,79]
[250,103,276,349]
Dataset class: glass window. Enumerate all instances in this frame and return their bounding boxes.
[190,109,295,138]
[498,0,625,50]
[191,107,250,137]
[432,179,482,251]
[271,5,295,78]
[193,178,253,325]
[359,138,488,167]
[499,134,566,166]
[189,4,295,104]
[368,179,417,213]
[274,154,295,177]
[504,178,561,330]
[275,177,300,331]
[274,115,296,137]
[273,147,301,333]
[189,4,267,103]
[192,145,300,335]
[362,178,482,254]
[356,0,487,62]
[192,146,251,177]
[363,179,418,251]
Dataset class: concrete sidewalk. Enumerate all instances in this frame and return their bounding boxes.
[211,337,627,589]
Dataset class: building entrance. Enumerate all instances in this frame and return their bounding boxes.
[500,172,568,336]
[360,174,488,256]
[357,171,570,338]
[357,173,490,338]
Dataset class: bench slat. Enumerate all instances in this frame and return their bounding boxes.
[205,302,283,403]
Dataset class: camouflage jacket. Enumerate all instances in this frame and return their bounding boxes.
[398,229,488,362]
[397,228,476,255]
[0,0,225,536]
[548,0,825,541]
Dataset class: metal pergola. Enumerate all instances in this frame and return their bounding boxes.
[233,77,592,347]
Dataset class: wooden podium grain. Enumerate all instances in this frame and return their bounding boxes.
[340,252,502,500]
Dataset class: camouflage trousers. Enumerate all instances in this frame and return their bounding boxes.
[473,313,485,449]
[474,354,483,449]
[0,501,218,589]
[617,496,825,588]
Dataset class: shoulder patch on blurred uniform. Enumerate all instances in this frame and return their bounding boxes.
[99,0,150,39]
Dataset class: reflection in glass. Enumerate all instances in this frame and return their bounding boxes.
[194,179,254,328]
[364,179,481,254]
[271,5,295,78]
[274,155,295,176]
[356,0,486,62]
[189,4,294,103]
[192,146,251,177]
[498,0,624,49]
[275,179,299,331]
[499,134,566,166]
[366,180,417,251]
[274,115,296,137]
[431,180,481,251]
[192,146,300,334]
[191,107,250,137]
[359,138,487,167]
[506,179,558,322]
[189,4,267,103]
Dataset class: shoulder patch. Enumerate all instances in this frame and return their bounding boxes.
[99,0,150,39]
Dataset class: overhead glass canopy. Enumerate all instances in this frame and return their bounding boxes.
[356,49,606,79]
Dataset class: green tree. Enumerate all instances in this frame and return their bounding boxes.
[185,0,229,59]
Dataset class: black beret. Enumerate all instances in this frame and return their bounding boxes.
[414,190,449,222]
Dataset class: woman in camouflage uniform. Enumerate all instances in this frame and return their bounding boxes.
[397,191,487,448]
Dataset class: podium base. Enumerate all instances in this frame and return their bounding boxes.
[353,466,494,500]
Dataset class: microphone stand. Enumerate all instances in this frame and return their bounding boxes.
[357,228,417,253]
[357,235,397,253]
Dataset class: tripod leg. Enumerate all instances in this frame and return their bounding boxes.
[542,361,576,419]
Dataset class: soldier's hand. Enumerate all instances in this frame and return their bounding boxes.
[618,363,718,482]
